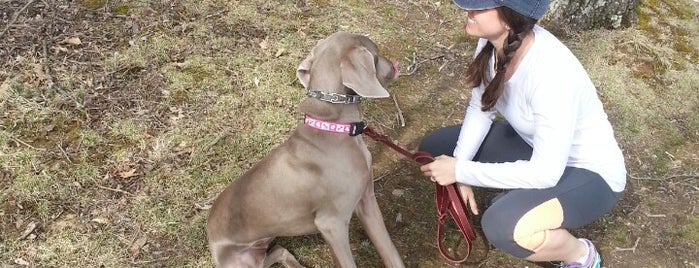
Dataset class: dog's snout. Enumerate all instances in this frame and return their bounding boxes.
[392,61,400,79]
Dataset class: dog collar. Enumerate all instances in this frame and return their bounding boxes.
[303,115,366,136]
[306,90,361,104]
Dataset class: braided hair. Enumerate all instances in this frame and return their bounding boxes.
[464,7,538,111]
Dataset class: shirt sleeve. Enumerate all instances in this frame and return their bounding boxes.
[453,86,496,160]
[454,77,579,189]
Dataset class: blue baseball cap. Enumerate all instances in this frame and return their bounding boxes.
[452,0,549,20]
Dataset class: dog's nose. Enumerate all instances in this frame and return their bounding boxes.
[392,61,400,78]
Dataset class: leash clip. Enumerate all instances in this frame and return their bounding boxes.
[349,121,367,136]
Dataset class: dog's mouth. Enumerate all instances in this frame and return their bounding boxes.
[391,61,400,79]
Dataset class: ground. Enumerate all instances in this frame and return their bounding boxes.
[1,0,697,267]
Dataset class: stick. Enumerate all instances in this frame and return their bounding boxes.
[57,142,73,164]
[392,94,405,127]
[643,212,666,218]
[12,137,39,150]
[0,0,36,40]
[613,237,640,253]
[97,185,135,196]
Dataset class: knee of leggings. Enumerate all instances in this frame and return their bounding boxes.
[481,208,516,250]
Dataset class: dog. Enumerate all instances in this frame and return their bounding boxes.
[206,32,405,268]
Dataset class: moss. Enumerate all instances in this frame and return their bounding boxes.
[82,0,107,9]
[113,4,130,15]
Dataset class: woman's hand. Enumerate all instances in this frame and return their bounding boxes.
[457,184,479,215]
[419,155,457,186]
[420,155,479,215]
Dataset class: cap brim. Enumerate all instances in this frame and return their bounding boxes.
[452,0,501,10]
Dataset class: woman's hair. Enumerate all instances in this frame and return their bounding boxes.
[464,7,537,111]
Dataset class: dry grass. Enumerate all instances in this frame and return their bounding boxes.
[1,0,698,267]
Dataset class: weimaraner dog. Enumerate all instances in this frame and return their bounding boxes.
[206,32,405,268]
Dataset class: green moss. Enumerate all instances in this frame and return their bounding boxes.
[82,0,106,9]
[113,4,130,15]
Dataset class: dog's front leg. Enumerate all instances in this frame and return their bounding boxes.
[315,216,356,268]
[263,245,304,268]
[355,181,406,268]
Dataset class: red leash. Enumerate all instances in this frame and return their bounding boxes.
[362,127,476,263]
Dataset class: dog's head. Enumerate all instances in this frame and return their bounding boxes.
[296,32,399,98]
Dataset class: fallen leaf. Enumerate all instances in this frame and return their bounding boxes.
[66,37,82,45]
[18,222,37,241]
[259,38,269,50]
[130,237,148,259]
[118,168,137,179]
[14,258,30,265]
[275,48,286,57]
[91,217,109,224]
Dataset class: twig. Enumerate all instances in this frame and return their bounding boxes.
[613,237,640,253]
[392,94,405,127]
[628,173,660,181]
[42,40,55,91]
[130,257,169,265]
[664,173,698,181]
[96,185,135,196]
[57,142,73,164]
[0,0,36,40]
[403,53,445,76]
[629,172,698,181]
[643,212,666,218]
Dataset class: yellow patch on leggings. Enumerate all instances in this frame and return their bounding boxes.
[512,198,564,251]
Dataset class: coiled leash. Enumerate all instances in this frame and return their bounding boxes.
[362,126,477,263]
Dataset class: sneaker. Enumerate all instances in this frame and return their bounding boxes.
[558,238,602,268]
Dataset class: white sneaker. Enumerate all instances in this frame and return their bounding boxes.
[558,238,602,268]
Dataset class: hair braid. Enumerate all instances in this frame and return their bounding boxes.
[464,7,537,111]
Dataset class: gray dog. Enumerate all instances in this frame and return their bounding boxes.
[206,32,405,268]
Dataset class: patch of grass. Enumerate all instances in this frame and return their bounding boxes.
[109,119,148,143]
[673,217,699,245]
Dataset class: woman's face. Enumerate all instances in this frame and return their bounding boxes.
[464,9,509,44]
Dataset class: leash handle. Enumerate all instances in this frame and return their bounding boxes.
[363,127,476,263]
[415,152,476,263]
[435,184,476,263]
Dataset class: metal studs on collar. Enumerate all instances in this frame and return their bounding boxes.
[306,90,362,104]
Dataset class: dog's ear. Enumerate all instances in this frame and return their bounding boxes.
[297,38,327,89]
[296,51,313,89]
[341,46,390,98]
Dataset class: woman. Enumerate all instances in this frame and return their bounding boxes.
[418,0,626,267]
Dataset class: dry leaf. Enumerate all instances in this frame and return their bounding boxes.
[118,168,137,179]
[90,217,109,224]
[275,48,286,58]
[130,237,148,259]
[66,37,82,45]
[18,222,37,241]
[259,39,269,50]
[14,258,30,265]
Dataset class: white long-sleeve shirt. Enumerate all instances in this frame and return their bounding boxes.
[453,25,626,192]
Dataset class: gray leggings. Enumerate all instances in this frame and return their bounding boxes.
[418,122,622,258]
